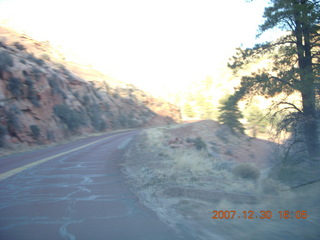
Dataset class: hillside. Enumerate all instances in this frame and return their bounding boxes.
[0,26,180,149]
[122,120,319,240]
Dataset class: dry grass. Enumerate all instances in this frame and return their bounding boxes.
[122,124,320,240]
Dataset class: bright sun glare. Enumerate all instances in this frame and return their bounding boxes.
[0,0,276,94]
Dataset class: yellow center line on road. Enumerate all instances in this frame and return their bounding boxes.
[0,135,114,182]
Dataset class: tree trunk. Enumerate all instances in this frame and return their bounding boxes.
[294,1,320,160]
[302,93,319,160]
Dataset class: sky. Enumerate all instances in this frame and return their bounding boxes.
[0,0,279,94]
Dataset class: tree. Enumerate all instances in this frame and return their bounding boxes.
[228,0,320,160]
[183,103,195,118]
[218,94,245,134]
[243,105,269,138]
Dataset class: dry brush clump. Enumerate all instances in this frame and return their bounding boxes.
[232,162,260,180]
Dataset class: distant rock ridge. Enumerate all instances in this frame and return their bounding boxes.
[0,26,180,148]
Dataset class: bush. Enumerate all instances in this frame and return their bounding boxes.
[7,77,23,98]
[73,91,79,99]
[7,105,21,134]
[104,102,110,112]
[27,53,44,66]
[88,104,107,131]
[0,125,7,147]
[82,95,90,105]
[54,104,85,131]
[233,162,260,180]
[0,50,14,71]
[26,77,40,107]
[32,67,42,81]
[30,125,40,140]
[46,130,55,142]
[40,54,50,61]
[13,42,26,51]
[48,74,65,97]
[187,137,207,151]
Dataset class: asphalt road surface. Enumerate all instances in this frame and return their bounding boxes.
[0,130,189,240]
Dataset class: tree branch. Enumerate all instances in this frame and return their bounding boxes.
[276,101,303,114]
[269,76,295,88]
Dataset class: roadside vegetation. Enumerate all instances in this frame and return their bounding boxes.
[122,123,320,240]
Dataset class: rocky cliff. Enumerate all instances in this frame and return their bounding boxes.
[0,26,180,148]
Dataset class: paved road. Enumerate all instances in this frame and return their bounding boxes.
[0,130,189,240]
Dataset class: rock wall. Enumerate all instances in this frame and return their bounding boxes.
[0,28,180,147]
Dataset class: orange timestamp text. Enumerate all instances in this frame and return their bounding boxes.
[211,210,308,220]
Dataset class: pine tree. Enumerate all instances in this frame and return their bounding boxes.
[218,95,245,134]
[229,0,320,160]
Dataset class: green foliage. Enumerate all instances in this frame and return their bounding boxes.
[233,163,260,180]
[32,67,42,81]
[13,42,26,51]
[53,105,85,132]
[88,104,107,131]
[82,95,90,105]
[25,76,41,107]
[115,114,137,128]
[27,53,44,66]
[243,105,269,137]
[40,53,50,61]
[7,105,21,134]
[57,63,67,71]
[186,137,207,151]
[46,130,55,142]
[0,125,7,147]
[0,50,14,71]
[30,125,40,140]
[104,102,110,112]
[218,94,245,134]
[183,103,195,118]
[7,77,23,98]
[228,0,320,159]
[48,74,66,98]
[73,91,79,99]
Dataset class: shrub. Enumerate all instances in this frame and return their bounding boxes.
[13,42,26,51]
[73,91,79,99]
[104,102,110,112]
[31,67,42,81]
[0,50,14,71]
[40,53,50,61]
[119,114,128,127]
[30,125,40,140]
[82,95,90,104]
[26,77,40,107]
[48,74,65,97]
[7,77,23,98]
[46,130,55,142]
[88,104,107,131]
[186,137,207,151]
[0,125,7,147]
[27,53,44,66]
[233,163,260,180]
[7,105,21,133]
[54,104,85,131]
[57,63,66,71]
